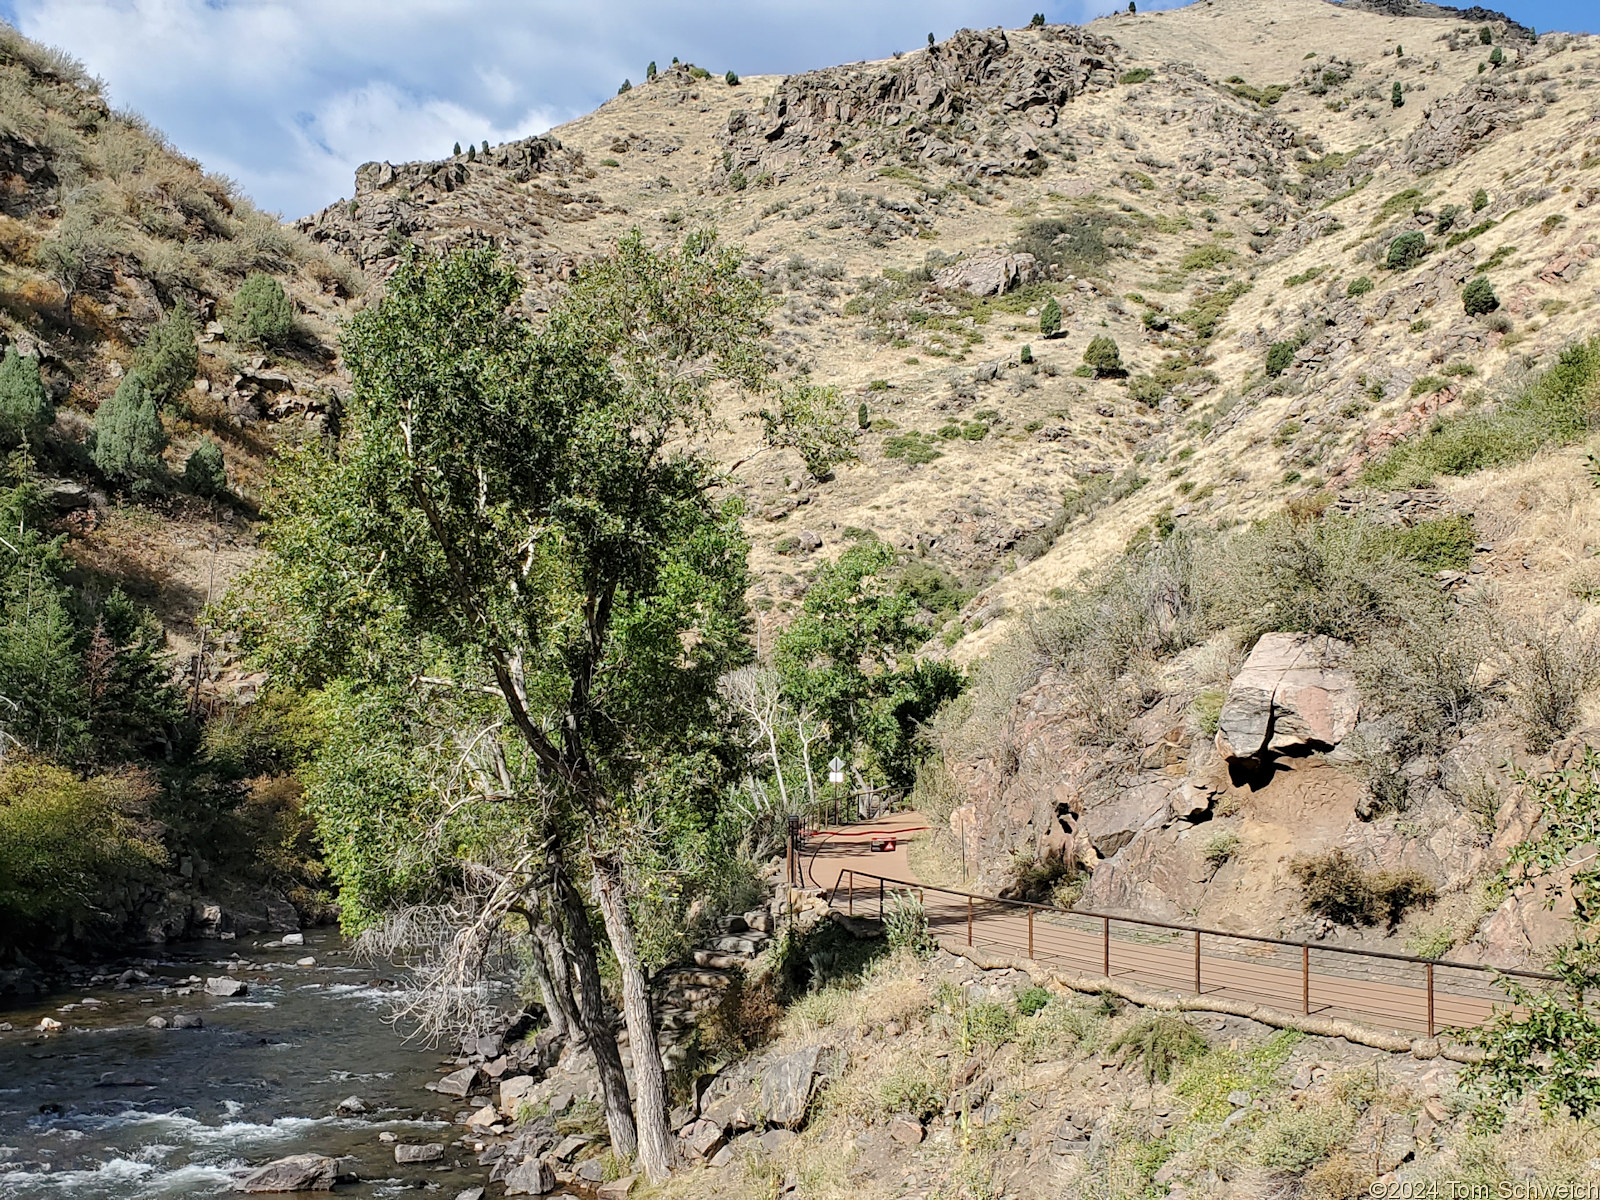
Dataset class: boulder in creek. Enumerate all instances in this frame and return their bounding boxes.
[335,1095,367,1115]
[1215,633,1360,761]
[171,1013,204,1029]
[205,977,248,998]
[145,1016,168,1029]
[394,1143,444,1164]
[498,1073,536,1115]
[436,1065,479,1097]
[503,1158,556,1195]
[238,1153,338,1192]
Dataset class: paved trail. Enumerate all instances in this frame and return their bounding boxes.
[801,813,1517,1037]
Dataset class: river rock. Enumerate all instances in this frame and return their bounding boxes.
[436,1065,479,1097]
[394,1143,444,1163]
[596,1178,636,1199]
[145,1016,168,1029]
[503,1158,556,1195]
[456,1190,486,1200]
[760,1044,823,1128]
[238,1153,338,1192]
[172,1013,204,1029]
[1215,633,1360,761]
[37,1016,61,1030]
[499,1074,536,1115]
[335,1095,367,1115]
[465,1103,498,1129]
[281,932,305,946]
[205,976,249,997]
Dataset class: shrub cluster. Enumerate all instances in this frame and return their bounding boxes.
[1290,849,1436,929]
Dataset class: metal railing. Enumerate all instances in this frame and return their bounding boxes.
[829,868,1557,1037]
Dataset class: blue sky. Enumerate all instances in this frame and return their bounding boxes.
[2,0,1592,220]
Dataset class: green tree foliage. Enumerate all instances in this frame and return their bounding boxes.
[1347,275,1374,297]
[775,540,963,788]
[646,61,657,79]
[725,70,739,86]
[1039,296,1062,337]
[92,374,167,481]
[1479,25,1493,44]
[753,382,856,480]
[1030,13,1045,27]
[618,79,632,94]
[1083,334,1122,376]
[1391,81,1404,108]
[0,759,164,930]
[0,475,179,764]
[1472,187,1490,212]
[453,141,461,155]
[37,204,106,323]
[1386,231,1428,270]
[1019,344,1033,364]
[1265,340,1297,378]
[227,272,295,347]
[229,235,770,1180]
[1489,46,1504,67]
[183,436,227,497]
[0,346,51,447]
[133,302,198,407]
[1464,752,1600,1115]
[1463,275,1499,316]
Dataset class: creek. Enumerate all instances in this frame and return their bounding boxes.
[0,930,488,1198]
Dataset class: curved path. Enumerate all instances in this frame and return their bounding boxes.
[801,813,1525,1038]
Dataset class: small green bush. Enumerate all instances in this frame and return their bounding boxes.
[133,302,198,407]
[1203,833,1240,866]
[92,374,167,481]
[1489,46,1504,67]
[1479,25,1493,44]
[883,891,936,958]
[1180,243,1236,272]
[0,346,51,446]
[725,70,739,86]
[1265,340,1297,378]
[1108,1015,1208,1083]
[1472,187,1490,212]
[1346,275,1374,297]
[1017,985,1052,1016]
[1382,513,1475,572]
[1290,848,1436,928]
[961,1000,1018,1051]
[1119,68,1154,85]
[1386,231,1428,270]
[1391,81,1404,108]
[1039,296,1062,337]
[1083,335,1122,376]
[227,272,294,347]
[183,436,227,497]
[882,431,942,464]
[1019,343,1033,364]
[1463,275,1499,315]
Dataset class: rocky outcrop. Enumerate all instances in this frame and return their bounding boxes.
[718,26,1115,184]
[1401,80,1518,174]
[1215,633,1360,761]
[932,252,1039,296]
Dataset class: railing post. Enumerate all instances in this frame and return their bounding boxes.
[1028,907,1035,960]
[1194,930,1201,994]
[847,870,853,917]
[879,876,884,919]
[1427,962,1435,1038]
[1102,916,1110,977]
[967,895,974,947]
[1302,945,1310,1015]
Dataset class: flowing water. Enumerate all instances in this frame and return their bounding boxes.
[0,930,484,1198]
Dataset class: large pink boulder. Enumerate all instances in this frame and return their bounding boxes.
[1215,633,1360,761]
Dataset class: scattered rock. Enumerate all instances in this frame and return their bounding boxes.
[336,1096,367,1115]
[933,252,1039,297]
[436,1065,480,1098]
[760,1045,824,1128]
[499,1074,536,1115]
[238,1153,339,1193]
[205,977,249,998]
[889,1116,926,1144]
[145,1016,168,1029]
[171,1013,204,1030]
[596,1177,637,1199]
[503,1158,556,1195]
[681,1117,726,1159]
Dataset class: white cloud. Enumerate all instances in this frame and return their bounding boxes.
[7,0,1160,217]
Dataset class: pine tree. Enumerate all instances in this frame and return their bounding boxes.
[857,401,869,429]
[1472,187,1490,212]
[1463,276,1499,316]
[1039,296,1062,338]
[618,79,632,94]
[453,142,461,156]
[92,374,166,480]
[646,61,657,80]
[0,345,51,447]
[1489,46,1503,66]
[1020,344,1033,364]
[928,32,935,46]
[227,273,294,347]
[132,302,198,408]
[481,140,489,154]
[725,70,739,86]
[1392,81,1404,108]
[467,144,476,161]
[1128,1,1137,12]
[1083,335,1122,376]
[1479,25,1493,44]
[183,436,227,497]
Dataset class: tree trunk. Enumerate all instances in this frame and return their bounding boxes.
[592,852,674,1183]
[536,920,582,1043]
[553,865,637,1160]
[527,923,571,1041]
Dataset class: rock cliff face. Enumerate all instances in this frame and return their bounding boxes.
[718,27,1118,186]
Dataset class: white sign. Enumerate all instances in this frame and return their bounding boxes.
[827,756,845,784]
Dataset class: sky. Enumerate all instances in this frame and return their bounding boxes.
[1,0,1593,221]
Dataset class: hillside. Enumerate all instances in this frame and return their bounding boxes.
[292,0,1600,965]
